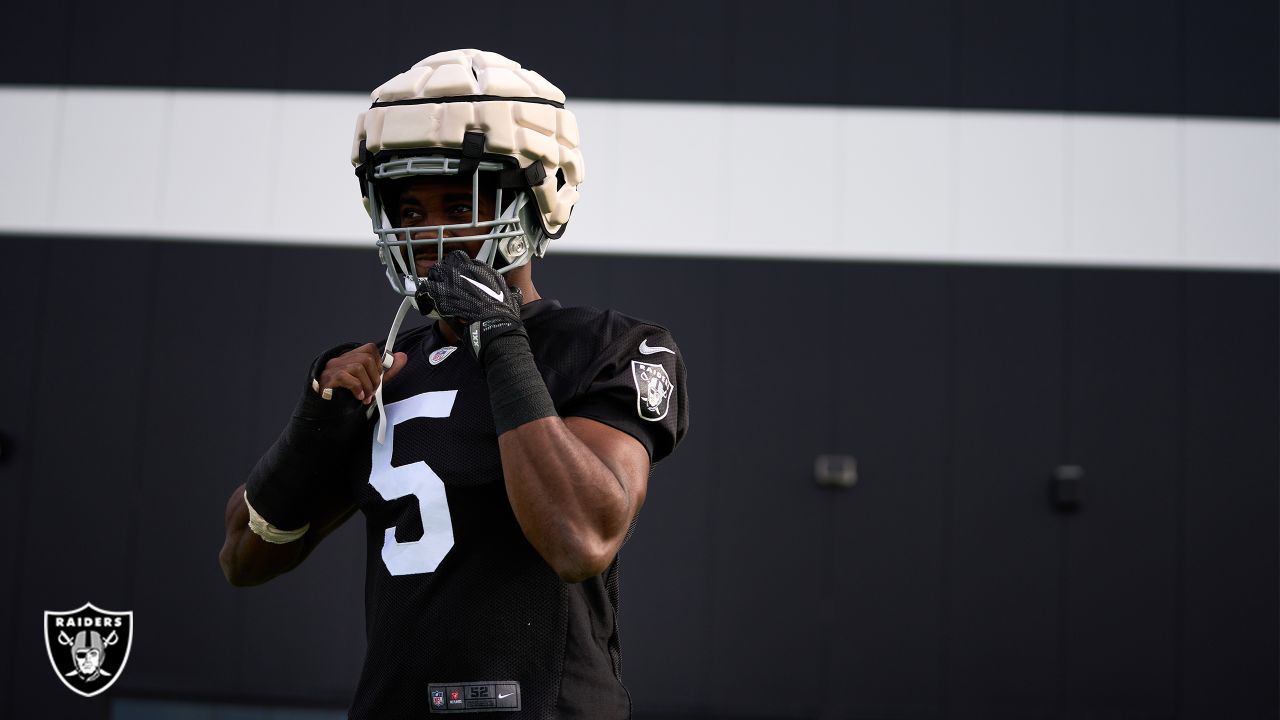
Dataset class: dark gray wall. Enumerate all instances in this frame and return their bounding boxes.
[3,1,1277,717]
[0,0,1276,118]
[0,236,1275,719]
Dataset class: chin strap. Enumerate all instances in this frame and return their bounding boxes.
[370,295,415,444]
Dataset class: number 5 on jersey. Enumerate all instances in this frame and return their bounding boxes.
[369,390,457,576]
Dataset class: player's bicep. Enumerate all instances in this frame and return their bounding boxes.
[564,416,650,515]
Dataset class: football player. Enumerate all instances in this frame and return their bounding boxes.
[218,49,688,720]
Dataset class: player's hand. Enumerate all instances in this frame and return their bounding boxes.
[424,250,525,362]
[314,343,408,405]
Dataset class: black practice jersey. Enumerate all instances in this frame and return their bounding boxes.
[334,299,687,720]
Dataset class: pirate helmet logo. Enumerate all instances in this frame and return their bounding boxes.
[44,602,134,697]
[70,630,111,680]
[630,360,674,421]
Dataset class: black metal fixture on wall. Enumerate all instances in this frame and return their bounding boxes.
[814,454,858,489]
[1051,464,1084,513]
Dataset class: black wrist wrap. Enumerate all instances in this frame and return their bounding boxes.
[244,343,367,530]
[484,333,557,435]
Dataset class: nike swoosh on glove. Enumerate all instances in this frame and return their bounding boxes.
[424,249,525,364]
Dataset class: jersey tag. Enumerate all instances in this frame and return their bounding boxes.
[428,681,520,713]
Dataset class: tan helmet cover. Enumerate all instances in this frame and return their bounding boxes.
[351,49,584,237]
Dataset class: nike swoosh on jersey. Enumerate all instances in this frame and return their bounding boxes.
[461,274,504,302]
[639,339,676,355]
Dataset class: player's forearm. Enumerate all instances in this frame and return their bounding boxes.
[219,482,356,586]
[480,325,635,581]
[498,418,632,583]
[219,485,305,587]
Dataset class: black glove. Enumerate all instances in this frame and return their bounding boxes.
[424,250,525,363]
[424,250,556,434]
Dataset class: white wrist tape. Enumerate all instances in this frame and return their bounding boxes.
[243,490,310,544]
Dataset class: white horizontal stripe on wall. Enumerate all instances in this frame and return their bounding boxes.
[1,86,1276,270]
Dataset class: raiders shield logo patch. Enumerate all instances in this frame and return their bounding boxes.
[631,360,674,421]
[44,602,134,698]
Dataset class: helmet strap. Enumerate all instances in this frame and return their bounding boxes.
[371,295,415,445]
[456,131,486,178]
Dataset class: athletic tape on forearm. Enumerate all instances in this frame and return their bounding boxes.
[245,344,366,530]
[484,333,557,435]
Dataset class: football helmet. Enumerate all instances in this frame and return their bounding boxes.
[70,630,112,679]
[351,49,585,307]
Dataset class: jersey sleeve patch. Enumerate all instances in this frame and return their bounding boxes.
[553,319,689,463]
[631,360,674,421]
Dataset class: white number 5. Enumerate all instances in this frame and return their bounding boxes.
[369,390,457,576]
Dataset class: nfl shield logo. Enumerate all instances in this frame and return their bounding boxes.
[432,690,445,708]
[631,360,674,421]
[44,602,134,698]
[429,346,457,365]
